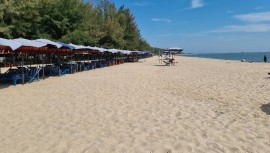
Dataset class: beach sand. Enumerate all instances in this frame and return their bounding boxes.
[0,56,270,153]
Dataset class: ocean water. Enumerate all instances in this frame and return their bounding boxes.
[182,52,270,62]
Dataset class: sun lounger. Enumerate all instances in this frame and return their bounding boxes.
[0,69,21,86]
[163,59,177,66]
[26,67,42,83]
[84,62,96,70]
[163,60,172,66]
[0,68,26,86]
[44,65,68,76]
[77,62,88,71]
[61,64,77,74]
[95,61,104,68]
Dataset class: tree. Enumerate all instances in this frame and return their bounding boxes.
[0,0,154,52]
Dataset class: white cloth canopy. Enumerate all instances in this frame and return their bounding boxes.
[166,47,183,51]
[13,38,47,48]
[90,47,107,52]
[107,49,119,53]
[0,38,22,50]
[35,39,62,48]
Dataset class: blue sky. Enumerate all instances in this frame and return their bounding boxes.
[111,0,270,53]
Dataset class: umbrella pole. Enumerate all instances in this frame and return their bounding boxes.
[42,54,45,79]
[22,53,25,85]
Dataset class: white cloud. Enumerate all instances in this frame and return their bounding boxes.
[151,18,171,23]
[234,12,270,22]
[211,24,270,33]
[191,0,204,9]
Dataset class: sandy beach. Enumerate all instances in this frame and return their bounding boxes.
[0,56,270,153]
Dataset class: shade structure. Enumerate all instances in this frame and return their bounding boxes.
[0,38,22,51]
[68,43,83,50]
[167,47,183,51]
[67,44,101,54]
[141,50,150,54]
[13,38,47,48]
[56,42,76,49]
[107,49,119,53]
[35,39,62,48]
[120,50,132,55]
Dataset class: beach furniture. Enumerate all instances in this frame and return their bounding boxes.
[0,68,23,86]
[61,64,78,74]
[44,65,68,76]
[84,62,96,70]
[77,62,88,71]
[163,60,171,66]
[0,66,41,86]
[26,67,42,83]
[95,60,107,68]
[163,59,176,66]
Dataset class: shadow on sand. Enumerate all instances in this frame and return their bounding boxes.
[260,103,270,115]
[264,76,270,79]
[154,65,168,67]
[0,77,49,90]
[0,84,12,90]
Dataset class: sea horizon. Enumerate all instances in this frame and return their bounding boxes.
[181,51,270,62]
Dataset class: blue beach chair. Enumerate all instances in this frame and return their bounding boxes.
[84,62,96,70]
[0,68,25,86]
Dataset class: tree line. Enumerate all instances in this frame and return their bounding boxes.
[0,0,156,51]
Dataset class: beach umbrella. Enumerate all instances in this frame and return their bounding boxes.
[141,50,150,54]
[35,39,62,48]
[167,47,183,51]
[12,38,47,84]
[68,43,84,50]
[56,42,76,49]
[120,50,132,55]
[13,38,47,48]
[107,49,119,54]
[90,47,107,53]
[0,38,22,51]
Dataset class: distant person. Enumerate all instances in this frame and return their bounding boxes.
[169,58,174,63]
[263,55,267,63]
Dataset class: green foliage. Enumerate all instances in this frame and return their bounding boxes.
[0,0,154,51]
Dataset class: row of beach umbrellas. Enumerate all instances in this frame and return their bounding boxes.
[0,37,149,55]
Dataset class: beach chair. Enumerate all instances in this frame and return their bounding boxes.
[43,65,53,76]
[26,67,42,83]
[52,65,68,76]
[77,62,88,71]
[95,61,104,68]
[163,59,177,66]
[163,60,171,66]
[43,65,67,76]
[84,62,96,70]
[61,64,77,74]
[0,68,25,86]
[103,60,109,67]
